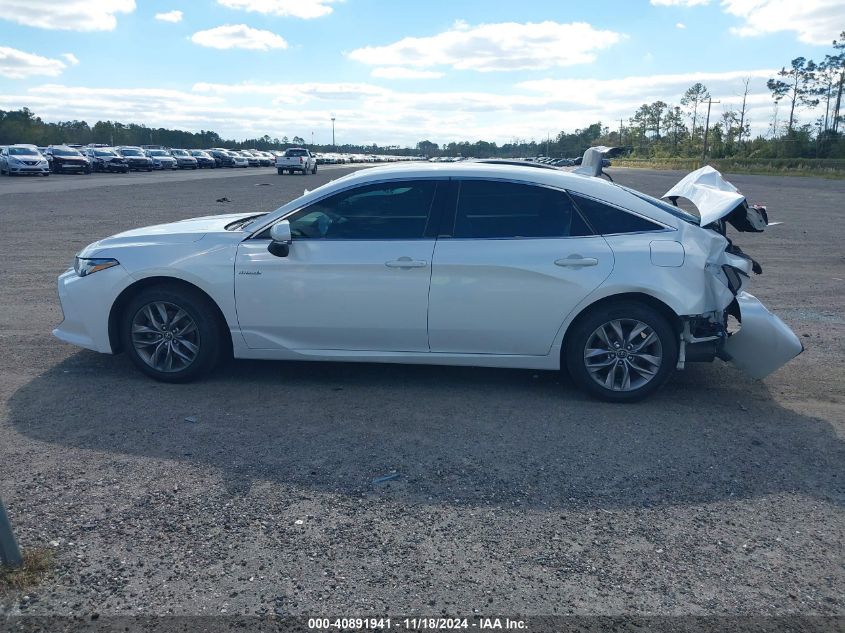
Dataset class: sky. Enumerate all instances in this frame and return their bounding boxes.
[0,0,843,147]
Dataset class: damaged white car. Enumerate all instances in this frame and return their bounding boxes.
[53,150,803,401]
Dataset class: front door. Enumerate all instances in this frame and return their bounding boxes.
[235,179,444,352]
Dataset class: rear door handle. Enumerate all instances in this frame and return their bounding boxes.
[555,255,599,268]
[385,257,428,269]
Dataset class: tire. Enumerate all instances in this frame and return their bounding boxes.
[312,165,317,174]
[564,301,678,402]
[121,284,224,383]
[277,168,283,175]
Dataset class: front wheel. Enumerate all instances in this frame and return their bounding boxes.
[277,168,283,175]
[121,285,224,382]
[565,301,677,402]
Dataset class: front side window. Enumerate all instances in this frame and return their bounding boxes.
[452,180,592,239]
[287,180,438,240]
[569,192,666,235]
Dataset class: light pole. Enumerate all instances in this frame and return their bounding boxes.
[331,113,336,149]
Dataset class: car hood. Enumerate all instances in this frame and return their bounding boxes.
[81,213,258,253]
[663,166,767,230]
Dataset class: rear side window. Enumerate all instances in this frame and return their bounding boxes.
[569,193,665,235]
[452,180,593,239]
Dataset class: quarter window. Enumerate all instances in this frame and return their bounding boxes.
[569,193,665,235]
[288,180,438,240]
[452,180,592,239]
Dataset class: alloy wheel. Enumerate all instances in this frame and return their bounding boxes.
[584,318,663,392]
[131,301,200,373]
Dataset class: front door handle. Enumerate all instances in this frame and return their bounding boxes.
[385,257,428,269]
[555,255,599,268]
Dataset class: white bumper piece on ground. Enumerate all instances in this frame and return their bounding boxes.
[722,291,804,379]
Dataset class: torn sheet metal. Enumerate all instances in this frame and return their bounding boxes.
[663,166,751,227]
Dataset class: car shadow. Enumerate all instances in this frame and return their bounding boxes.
[7,351,844,509]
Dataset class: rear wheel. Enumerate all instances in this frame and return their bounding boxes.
[312,164,317,174]
[277,168,283,175]
[121,284,224,383]
[565,301,677,402]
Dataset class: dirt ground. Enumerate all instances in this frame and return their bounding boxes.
[0,165,842,618]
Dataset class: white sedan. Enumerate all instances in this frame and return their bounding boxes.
[53,152,802,401]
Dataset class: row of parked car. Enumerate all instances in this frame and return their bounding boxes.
[0,144,318,176]
[0,143,430,177]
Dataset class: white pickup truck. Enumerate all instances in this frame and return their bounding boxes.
[276,148,317,175]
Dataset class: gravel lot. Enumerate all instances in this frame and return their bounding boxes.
[0,165,843,618]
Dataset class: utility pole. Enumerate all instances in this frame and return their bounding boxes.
[619,118,624,146]
[701,97,720,163]
[330,113,336,149]
[0,497,23,569]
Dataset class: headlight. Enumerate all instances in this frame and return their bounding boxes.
[74,257,119,277]
[9,157,22,165]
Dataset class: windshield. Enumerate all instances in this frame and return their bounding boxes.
[52,147,81,156]
[120,148,143,156]
[148,150,168,156]
[9,147,39,156]
[617,185,700,225]
[171,150,188,156]
[190,150,208,157]
[94,150,117,157]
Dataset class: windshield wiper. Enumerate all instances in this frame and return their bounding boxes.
[225,214,267,231]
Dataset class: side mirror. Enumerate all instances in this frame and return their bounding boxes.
[268,220,292,257]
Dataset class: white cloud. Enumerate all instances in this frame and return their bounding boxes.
[722,0,845,45]
[0,68,812,148]
[155,10,183,23]
[190,24,288,51]
[217,0,339,19]
[371,67,444,80]
[0,0,135,31]
[676,22,687,29]
[517,69,777,107]
[61,53,80,66]
[0,46,67,79]
[651,0,710,5]
[347,20,625,72]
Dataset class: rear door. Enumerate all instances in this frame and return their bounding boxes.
[428,179,614,355]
